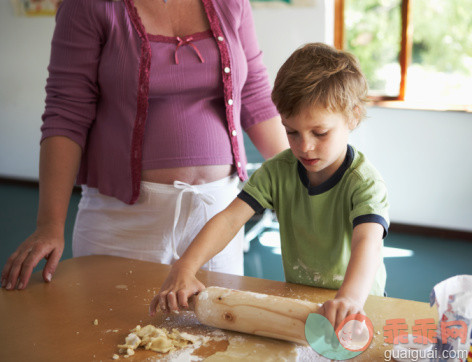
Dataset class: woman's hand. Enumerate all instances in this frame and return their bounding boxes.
[1,227,64,290]
[1,136,81,291]
[149,262,205,316]
[318,296,365,331]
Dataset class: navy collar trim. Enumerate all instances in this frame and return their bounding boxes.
[297,145,354,196]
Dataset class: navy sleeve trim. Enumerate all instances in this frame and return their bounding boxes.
[237,190,265,214]
[353,214,389,238]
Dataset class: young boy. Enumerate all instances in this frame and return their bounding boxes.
[150,43,389,330]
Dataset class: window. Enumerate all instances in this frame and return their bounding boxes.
[335,0,472,110]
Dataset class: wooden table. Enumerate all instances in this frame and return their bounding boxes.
[0,255,437,361]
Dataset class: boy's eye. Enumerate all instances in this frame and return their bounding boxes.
[285,130,297,135]
[314,131,328,137]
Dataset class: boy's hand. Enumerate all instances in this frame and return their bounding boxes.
[319,296,364,331]
[149,263,205,316]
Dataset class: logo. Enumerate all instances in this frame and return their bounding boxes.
[305,313,374,359]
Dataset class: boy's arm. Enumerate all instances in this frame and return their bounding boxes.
[149,198,256,315]
[320,222,384,330]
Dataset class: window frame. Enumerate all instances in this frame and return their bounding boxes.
[335,0,472,112]
[334,0,411,102]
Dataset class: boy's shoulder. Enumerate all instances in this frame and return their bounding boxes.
[247,149,297,187]
[347,146,385,183]
[261,148,297,169]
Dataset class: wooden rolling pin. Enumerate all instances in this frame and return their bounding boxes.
[189,286,321,345]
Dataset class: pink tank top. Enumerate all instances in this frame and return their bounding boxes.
[142,30,233,170]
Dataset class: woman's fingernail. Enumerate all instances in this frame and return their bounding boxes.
[17,282,24,289]
[6,282,12,290]
[45,273,52,282]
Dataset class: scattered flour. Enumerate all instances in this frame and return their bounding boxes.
[161,348,203,362]
[204,334,298,361]
[297,259,310,272]
[105,329,120,334]
[296,345,331,362]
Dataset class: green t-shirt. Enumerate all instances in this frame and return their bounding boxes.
[239,145,389,296]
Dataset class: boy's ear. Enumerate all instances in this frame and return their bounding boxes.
[348,117,360,130]
[349,106,362,130]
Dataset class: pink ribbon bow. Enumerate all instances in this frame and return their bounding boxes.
[175,36,205,65]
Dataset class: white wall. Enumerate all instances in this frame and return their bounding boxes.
[1,0,471,231]
[0,1,54,180]
[252,0,333,84]
[349,108,472,232]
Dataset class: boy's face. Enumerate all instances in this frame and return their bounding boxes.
[282,105,356,186]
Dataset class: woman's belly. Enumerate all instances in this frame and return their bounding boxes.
[142,164,235,185]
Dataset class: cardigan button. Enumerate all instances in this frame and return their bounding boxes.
[217,36,224,41]
[224,67,230,73]
[231,130,237,137]
[237,161,241,168]
[228,99,233,105]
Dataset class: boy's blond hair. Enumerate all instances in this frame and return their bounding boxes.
[272,43,368,122]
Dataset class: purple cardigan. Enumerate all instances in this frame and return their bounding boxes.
[41,0,278,204]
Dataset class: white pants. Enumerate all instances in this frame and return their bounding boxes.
[72,175,244,275]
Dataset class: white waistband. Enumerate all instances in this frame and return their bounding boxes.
[140,173,239,195]
[141,173,239,261]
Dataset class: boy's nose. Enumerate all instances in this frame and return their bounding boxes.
[299,137,315,153]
